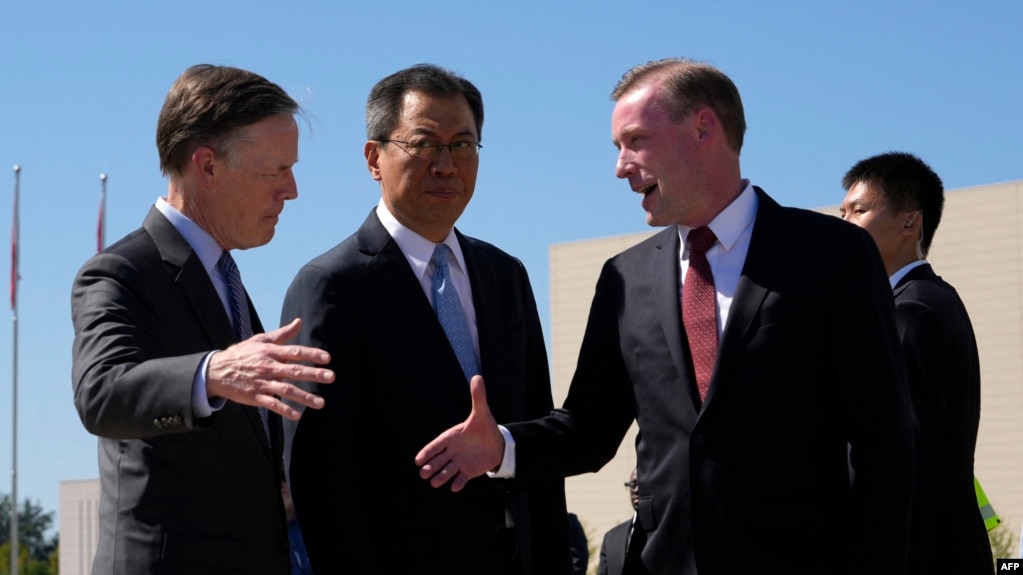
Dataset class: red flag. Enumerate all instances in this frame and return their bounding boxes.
[11,165,19,310]
[97,173,106,253]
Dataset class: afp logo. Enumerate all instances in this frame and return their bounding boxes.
[999,559,1023,571]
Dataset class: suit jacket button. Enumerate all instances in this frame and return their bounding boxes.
[153,418,163,428]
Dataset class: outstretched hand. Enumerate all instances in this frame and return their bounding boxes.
[206,318,335,420]
[415,375,505,492]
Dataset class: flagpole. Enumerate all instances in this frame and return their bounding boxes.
[10,164,19,575]
[98,173,106,252]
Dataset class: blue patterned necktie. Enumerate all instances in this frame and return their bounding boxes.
[430,244,479,383]
[217,251,271,445]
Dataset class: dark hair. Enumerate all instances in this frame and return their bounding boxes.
[842,152,945,255]
[156,64,300,177]
[366,64,483,142]
[611,58,746,154]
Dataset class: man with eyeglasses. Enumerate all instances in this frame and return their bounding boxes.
[281,64,570,575]
[597,468,641,575]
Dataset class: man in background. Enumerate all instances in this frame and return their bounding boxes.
[71,64,334,574]
[841,151,993,574]
[283,63,569,574]
[597,468,641,575]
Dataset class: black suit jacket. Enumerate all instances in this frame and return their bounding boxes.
[597,517,637,575]
[71,207,289,574]
[510,189,915,574]
[282,209,570,575]
[894,264,993,575]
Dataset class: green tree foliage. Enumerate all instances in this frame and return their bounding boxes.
[0,494,58,575]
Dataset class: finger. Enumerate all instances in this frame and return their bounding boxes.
[263,317,303,344]
[417,449,449,479]
[261,396,304,421]
[468,375,490,417]
[416,434,450,467]
[429,462,458,489]
[269,344,333,368]
[273,382,326,410]
[449,472,470,493]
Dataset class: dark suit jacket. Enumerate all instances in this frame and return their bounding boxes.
[597,517,637,575]
[894,264,993,575]
[71,207,289,575]
[510,189,915,574]
[282,209,570,575]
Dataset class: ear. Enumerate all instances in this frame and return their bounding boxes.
[693,107,718,145]
[901,210,922,237]
[192,145,217,187]
[365,141,383,182]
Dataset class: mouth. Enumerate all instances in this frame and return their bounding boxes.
[636,183,657,196]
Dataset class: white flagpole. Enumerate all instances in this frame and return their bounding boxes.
[98,173,106,253]
[10,164,20,575]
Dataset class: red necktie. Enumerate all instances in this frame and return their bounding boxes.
[683,227,718,401]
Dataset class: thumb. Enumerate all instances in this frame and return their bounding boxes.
[467,375,491,422]
[265,317,303,344]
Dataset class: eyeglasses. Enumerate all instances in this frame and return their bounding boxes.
[378,138,482,161]
[624,481,639,489]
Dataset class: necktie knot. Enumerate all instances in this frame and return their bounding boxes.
[687,227,717,256]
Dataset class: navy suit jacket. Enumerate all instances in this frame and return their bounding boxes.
[282,209,570,575]
[894,264,993,575]
[510,189,915,574]
[71,207,289,575]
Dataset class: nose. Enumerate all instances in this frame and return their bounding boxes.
[282,170,298,200]
[430,147,457,177]
[615,148,632,179]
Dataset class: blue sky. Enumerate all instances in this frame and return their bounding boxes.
[1,1,1021,522]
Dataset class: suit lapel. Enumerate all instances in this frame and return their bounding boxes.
[143,207,277,465]
[706,189,782,406]
[459,233,506,419]
[358,212,473,405]
[652,228,693,391]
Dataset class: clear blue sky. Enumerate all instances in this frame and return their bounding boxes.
[1,1,1021,522]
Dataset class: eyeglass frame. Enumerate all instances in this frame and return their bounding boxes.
[624,481,639,489]
[376,138,482,160]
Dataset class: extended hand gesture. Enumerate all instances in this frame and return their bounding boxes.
[415,375,505,492]
[206,318,334,420]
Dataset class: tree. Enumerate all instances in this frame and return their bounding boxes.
[0,494,58,575]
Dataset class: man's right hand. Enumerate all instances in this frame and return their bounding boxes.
[206,317,334,420]
[415,376,505,492]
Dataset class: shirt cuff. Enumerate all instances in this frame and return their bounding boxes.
[192,351,227,418]
[487,425,516,478]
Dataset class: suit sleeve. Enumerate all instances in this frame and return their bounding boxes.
[895,296,952,461]
[510,260,637,481]
[71,251,208,439]
[833,229,915,572]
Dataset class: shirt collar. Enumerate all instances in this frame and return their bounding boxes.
[889,259,928,289]
[679,179,758,250]
[375,199,467,281]
[156,197,223,273]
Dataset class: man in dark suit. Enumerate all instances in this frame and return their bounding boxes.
[417,58,915,574]
[71,64,335,575]
[598,468,641,575]
[282,64,570,575]
[841,152,993,575]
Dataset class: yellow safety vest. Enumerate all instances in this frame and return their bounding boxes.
[975,476,1000,531]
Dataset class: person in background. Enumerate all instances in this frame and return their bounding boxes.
[283,63,569,575]
[597,468,641,575]
[70,64,333,575]
[841,151,993,574]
